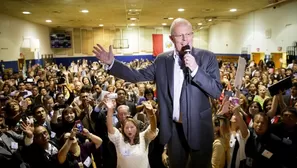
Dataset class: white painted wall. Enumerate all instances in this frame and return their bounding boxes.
[0,12,210,61]
[0,13,53,61]
[209,1,297,54]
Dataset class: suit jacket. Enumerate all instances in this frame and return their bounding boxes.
[109,48,222,150]
[283,94,297,107]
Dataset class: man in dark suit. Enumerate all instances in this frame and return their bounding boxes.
[93,18,222,168]
[283,82,297,107]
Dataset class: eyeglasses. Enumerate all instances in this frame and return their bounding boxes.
[172,32,194,39]
[35,130,48,138]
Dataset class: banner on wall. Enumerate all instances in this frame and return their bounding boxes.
[152,34,174,56]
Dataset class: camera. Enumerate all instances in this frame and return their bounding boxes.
[53,104,67,111]
[56,71,66,84]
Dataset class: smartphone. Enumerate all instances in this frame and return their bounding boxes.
[107,93,118,99]
[26,78,34,83]
[75,120,83,132]
[230,97,240,105]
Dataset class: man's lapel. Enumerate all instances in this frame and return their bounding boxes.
[166,52,175,100]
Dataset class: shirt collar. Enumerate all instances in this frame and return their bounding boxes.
[173,49,180,60]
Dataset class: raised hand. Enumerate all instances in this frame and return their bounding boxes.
[20,120,34,138]
[93,44,114,65]
[143,101,154,115]
[102,98,115,110]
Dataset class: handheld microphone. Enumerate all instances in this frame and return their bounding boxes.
[181,45,191,83]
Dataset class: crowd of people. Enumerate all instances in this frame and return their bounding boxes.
[0,18,297,168]
[0,56,296,168]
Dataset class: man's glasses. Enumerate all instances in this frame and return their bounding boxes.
[172,32,193,39]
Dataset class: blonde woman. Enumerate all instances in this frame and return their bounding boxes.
[104,99,158,168]
[212,115,230,168]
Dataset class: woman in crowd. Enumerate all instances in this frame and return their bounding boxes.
[245,101,262,128]
[104,98,158,168]
[253,85,270,108]
[51,107,79,139]
[57,127,102,168]
[211,115,230,168]
[229,104,250,168]
[82,77,92,87]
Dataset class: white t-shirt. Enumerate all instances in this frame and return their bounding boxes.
[228,130,250,168]
[108,125,158,168]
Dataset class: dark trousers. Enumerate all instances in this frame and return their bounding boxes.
[167,122,212,168]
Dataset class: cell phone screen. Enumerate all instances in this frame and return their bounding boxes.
[75,120,83,132]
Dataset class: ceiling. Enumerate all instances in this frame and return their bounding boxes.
[0,0,291,29]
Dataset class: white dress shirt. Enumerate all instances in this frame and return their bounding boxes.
[172,51,198,121]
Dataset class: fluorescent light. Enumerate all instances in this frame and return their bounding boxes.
[129,17,137,20]
[22,11,31,14]
[162,23,167,26]
[230,8,237,12]
[168,17,174,20]
[178,8,185,12]
[45,20,52,23]
[81,10,89,13]
[130,23,136,26]
[99,24,104,27]
[198,23,203,26]
[208,19,212,22]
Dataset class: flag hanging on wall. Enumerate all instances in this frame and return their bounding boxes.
[152,34,174,57]
[152,34,163,56]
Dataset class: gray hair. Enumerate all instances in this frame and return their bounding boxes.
[117,105,130,114]
[169,18,192,35]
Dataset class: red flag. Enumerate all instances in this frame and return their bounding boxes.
[152,34,163,57]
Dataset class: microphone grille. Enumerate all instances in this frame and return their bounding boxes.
[182,45,191,52]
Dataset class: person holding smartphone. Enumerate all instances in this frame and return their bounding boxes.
[57,126,102,168]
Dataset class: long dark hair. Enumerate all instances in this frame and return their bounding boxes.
[121,118,140,145]
[61,107,78,124]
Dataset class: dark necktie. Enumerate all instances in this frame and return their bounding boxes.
[231,137,239,168]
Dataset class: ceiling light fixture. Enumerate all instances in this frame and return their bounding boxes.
[130,23,136,26]
[178,8,185,12]
[45,20,52,23]
[99,24,104,27]
[22,11,31,14]
[81,9,89,13]
[208,19,212,22]
[168,17,174,20]
[198,23,203,25]
[162,23,167,26]
[128,9,141,12]
[230,8,237,12]
[129,17,137,20]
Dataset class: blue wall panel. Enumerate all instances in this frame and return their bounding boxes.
[2,54,244,73]
[2,55,156,72]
